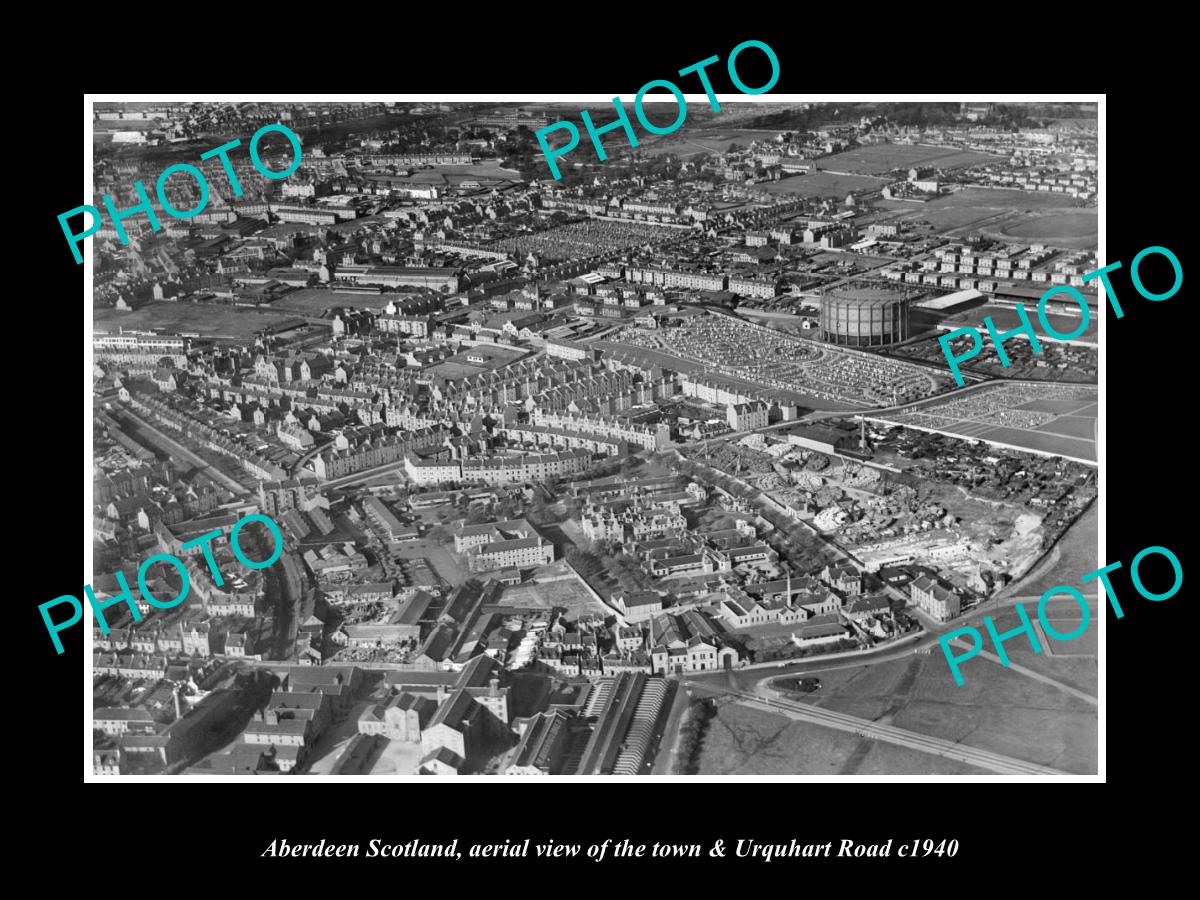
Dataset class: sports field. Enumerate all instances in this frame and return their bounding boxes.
[946,302,1099,345]
[821,143,1002,175]
[94,301,303,340]
[755,171,886,198]
[269,289,387,317]
[1000,211,1098,244]
[889,188,1096,247]
[879,382,1097,463]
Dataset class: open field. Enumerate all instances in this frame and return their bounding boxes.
[959,599,1098,695]
[268,288,387,317]
[694,699,987,775]
[755,171,886,198]
[944,302,1099,344]
[1032,597,1098,657]
[1001,211,1098,243]
[95,302,303,339]
[773,651,1096,774]
[426,162,523,179]
[889,188,1095,247]
[640,128,790,158]
[821,143,1003,174]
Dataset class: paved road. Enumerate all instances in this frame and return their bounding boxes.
[703,685,1073,776]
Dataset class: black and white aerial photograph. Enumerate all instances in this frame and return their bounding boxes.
[85,98,1100,779]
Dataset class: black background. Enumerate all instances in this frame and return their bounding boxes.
[19,26,1190,883]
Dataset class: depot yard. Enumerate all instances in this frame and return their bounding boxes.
[877,382,1097,463]
[820,143,1003,175]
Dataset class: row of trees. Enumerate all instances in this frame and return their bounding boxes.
[674,697,719,775]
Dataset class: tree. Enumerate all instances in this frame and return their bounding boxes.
[567,549,603,577]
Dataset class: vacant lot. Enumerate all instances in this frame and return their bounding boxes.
[822,143,1002,175]
[498,565,610,617]
[1006,501,1099,600]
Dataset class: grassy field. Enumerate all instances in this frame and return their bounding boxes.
[694,699,987,775]
[639,128,787,158]
[269,288,386,316]
[946,302,1100,343]
[785,652,1097,774]
[94,301,300,339]
[821,143,1003,175]
[1000,211,1098,243]
[890,188,1094,245]
[755,171,886,198]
